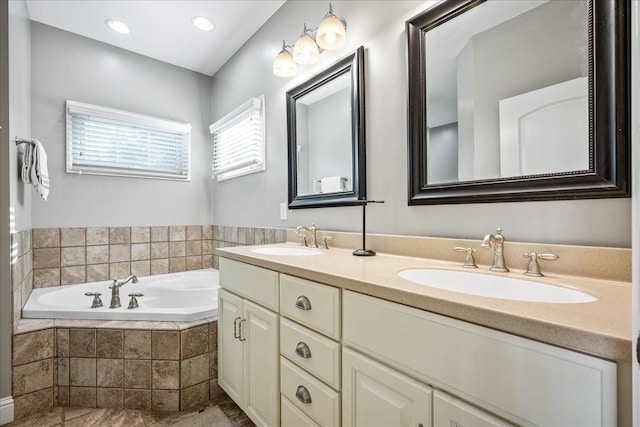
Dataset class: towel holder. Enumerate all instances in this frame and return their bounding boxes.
[15,137,35,146]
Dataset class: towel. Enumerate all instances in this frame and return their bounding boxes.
[320,176,346,193]
[21,139,49,201]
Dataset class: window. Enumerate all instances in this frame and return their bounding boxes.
[66,100,191,181]
[210,95,265,181]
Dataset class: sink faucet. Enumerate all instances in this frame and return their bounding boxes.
[296,224,318,248]
[481,228,509,272]
[109,275,138,308]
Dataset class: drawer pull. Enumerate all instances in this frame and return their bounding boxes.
[295,341,312,359]
[233,317,240,339]
[295,295,312,310]
[295,385,312,404]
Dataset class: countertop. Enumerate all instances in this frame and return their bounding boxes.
[215,243,631,362]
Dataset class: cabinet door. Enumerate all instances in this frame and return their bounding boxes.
[343,348,433,427]
[434,391,513,427]
[218,289,244,407]
[243,299,280,427]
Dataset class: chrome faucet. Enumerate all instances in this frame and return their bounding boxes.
[295,224,318,248]
[481,228,509,272]
[109,275,138,308]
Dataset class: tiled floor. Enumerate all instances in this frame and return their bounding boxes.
[5,391,254,427]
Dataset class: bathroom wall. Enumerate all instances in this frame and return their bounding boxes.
[209,0,632,248]
[30,22,213,228]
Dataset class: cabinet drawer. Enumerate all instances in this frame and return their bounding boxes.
[282,396,321,427]
[280,317,341,390]
[280,275,340,339]
[434,391,513,427]
[219,258,279,311]
[281,357,340,427]
[343,291,617,427]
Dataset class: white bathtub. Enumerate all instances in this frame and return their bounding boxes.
[22,269,219,322]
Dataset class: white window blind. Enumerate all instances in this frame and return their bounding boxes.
[210,95,265,181]
[66,100,192,181]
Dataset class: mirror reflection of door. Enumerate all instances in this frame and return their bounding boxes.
[296,72,353,196]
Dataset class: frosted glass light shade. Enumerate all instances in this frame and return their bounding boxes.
[316,15,346,50]
[273,50,297,77]
[293,34,320,64]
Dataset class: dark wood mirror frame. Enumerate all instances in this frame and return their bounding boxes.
[406,0,630,205]
[287,46,366,209]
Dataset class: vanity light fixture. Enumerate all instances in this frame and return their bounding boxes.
[192,16,215,32]
[273,3,347,77]
[105,19,131,34]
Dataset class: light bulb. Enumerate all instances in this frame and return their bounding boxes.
[105,19,131,34]
[316,15,346,50]
[293,34,320,65]
[273,49,297,77]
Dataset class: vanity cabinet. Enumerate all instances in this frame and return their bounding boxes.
[218,259,280,427]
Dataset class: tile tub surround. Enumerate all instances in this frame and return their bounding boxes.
[11,319,219,419]
[212,225,287,269]
[11,230,33,332]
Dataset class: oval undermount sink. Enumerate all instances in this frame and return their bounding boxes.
[252,247,324,256]
[398,269,596,303]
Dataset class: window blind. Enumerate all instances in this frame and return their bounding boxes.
[210,95,265,181]
[66,100,192,181]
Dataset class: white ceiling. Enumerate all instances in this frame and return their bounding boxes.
[25,0,286,76]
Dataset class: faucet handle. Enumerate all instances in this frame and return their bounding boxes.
[453,247,478,268]
[523,252,559,277]
[322,236,332,249]
[127,293,144,309]
[295,226,309,247]
[85,292,103,308]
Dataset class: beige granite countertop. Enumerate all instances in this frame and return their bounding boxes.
[215,243,631,362]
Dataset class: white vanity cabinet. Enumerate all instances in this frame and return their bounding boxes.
[218,259,280,427]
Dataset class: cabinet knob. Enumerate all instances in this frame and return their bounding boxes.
[295,385,312,404]
[295,295,312,310]
[295,342,312,359]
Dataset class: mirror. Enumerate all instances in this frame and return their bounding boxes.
[407,0,630,204]
[287,46,365,208]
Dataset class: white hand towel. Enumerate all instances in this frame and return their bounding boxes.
[320,176,346,193]
[22,139,49,201]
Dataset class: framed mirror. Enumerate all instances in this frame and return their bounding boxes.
[287,46,365,208]
[406,0,630,204]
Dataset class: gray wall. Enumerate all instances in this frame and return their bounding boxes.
[30,23,213,228]
[210,0,631,247]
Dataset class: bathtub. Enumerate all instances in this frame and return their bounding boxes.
[22,269,219,322]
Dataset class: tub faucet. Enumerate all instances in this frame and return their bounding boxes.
[481,228,509,272]
[109,275,139,308]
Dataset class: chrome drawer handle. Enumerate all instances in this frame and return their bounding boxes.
[295,295,312,310]
[295,385,312,404]
[295,342,312,359]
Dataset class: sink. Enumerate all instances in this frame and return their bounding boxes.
[398,269,596,303]
[252,247,324,256]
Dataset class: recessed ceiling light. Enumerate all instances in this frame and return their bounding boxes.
[192,16,215,32]
[105,19,131,34]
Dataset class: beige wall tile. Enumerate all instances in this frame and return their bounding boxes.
[152,390,179,411]
[61,247,86,267]
[86,227,109,245]
[87,245,109,264]
[203,255,213,269]
[254,228,266,245]
[33,268,60,288]
[180,381,208,410]
[244,228,255,245]
[86,264,109,283]
[110,262,131,279]
[14,388,54,419]
[202,240,213,255]
[57,329,69,357]
[61,228,86,247]
[151,226,169,242]
[13,359,54,396]
[186,256,202,271]
[131,227,150,243]
[202,226,213,240]
[61,266,86,285]
[70,358,97,387]
[13,329,55,366]
[210,351,217,380]
[96,330,123,358]
[169,226,186,241]
[97,359,124,388]
[69,386,96,408]
[131,243,150,261]
[109,227,131,244]
[33,228,60,249]
[186,241,201,256]
[124,330,151,359]
[265,228,276,244]
[168,257,186,273]
[58,358,69,386]
[97,388,124,409]
[131,260,151,277]
[33,248,60,269]
[181,325,208,360]
[209,322,217,352]
[109,244,130,263]
[186,226,202,241]
[150,259,169,275]
[150,242,169,259]
[212,226,223,241]
[152,331,180,360]
[152,360,179,389]
[169,241,186,258]
[69,329,96,358]
[124,360,151,389]
[180,353,209,388]
[210,381,224,402]
[58,386,69,407]
[124,389,151,410]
